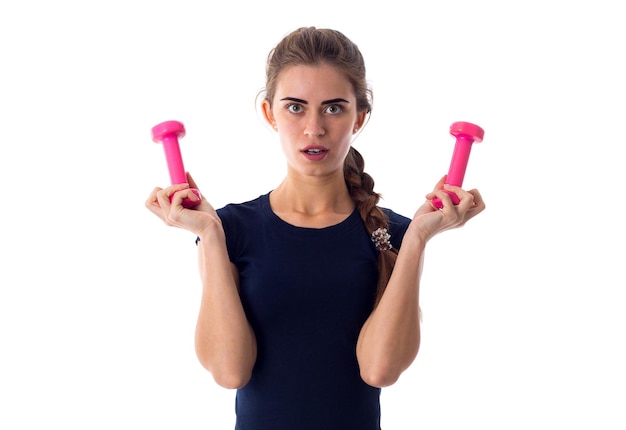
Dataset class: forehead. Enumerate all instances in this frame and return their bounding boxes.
[275,63,354,101]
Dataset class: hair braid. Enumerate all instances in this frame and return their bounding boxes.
[344,147,398,307]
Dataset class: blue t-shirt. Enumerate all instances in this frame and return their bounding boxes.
[217,193,411,430]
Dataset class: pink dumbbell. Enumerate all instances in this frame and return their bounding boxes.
[151,120,201,208]
[432,121,484,209]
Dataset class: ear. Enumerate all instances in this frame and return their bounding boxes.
[354,110,368,133]
[261,99,276,129]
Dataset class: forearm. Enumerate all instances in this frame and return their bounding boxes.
[194,225,257,389]
[357,225,425,387]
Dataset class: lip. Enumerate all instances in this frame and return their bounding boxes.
[301,145,329,161]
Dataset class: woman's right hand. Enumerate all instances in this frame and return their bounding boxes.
[145,172,222,237]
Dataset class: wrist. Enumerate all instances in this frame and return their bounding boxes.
[404,223,430,250]
[195,220,226,245]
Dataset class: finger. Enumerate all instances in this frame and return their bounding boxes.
[145,187,163,208]
[425,181,451,201]
[155,184,189,211]
[468,189,486,211]
[169,186,201,208]
[186,172,200,189]
[414,198,437,216]
[443,184,474,209]
[434,175,447,191]
[154,190,172,216]
[463,189,486,222]
[429,188,455,210]
[145,187,168,216]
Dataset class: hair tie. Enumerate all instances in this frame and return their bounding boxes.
[371,227,392,251]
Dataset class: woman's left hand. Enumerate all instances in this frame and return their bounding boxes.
[411,175,486,242]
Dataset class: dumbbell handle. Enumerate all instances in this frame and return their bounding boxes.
[446,135,474,187]
[160,134,188,185]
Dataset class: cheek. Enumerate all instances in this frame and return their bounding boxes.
[278,133,298,156]
[275,114,298,132]
[277,122,299,143]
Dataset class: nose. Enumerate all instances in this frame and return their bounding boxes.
[304,113,325,137]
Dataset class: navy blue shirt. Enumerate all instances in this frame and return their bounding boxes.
[217,193,411,430]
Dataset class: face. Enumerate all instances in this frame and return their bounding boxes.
[262,63,366,179]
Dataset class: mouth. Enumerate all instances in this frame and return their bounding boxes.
[301,146,328,160]
[303,148,327,155]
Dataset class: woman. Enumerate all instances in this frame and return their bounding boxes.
[146,26,485,430]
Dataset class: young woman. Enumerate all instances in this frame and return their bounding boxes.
[146,26,485,430]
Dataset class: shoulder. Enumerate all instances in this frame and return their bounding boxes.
[381,207,411,249]
[382,208,411,227]
[217,193,269,223]
[215,193,271,259]
[381,207,411,233]
[216,193,272,241]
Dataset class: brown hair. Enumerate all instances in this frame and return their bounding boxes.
[264,27,397,306]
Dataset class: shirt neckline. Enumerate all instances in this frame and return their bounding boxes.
[260,192,361,234]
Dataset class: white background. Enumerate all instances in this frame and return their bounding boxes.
[1,1,624,428]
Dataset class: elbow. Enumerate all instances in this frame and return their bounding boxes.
[211,368,252,389]
[358,344,421,388]
[196,353,253,389]
[360,365,402,388]
[198,358,252,389]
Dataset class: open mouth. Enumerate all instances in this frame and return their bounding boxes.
[304,149,326,155]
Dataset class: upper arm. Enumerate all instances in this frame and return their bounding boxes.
[231,262,241,292]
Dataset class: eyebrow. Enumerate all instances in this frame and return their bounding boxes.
[280,97,350,105]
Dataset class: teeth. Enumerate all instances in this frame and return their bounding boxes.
[306,149,323,154]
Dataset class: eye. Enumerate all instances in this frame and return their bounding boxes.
[287,103,304,114]
[324,104,343,115]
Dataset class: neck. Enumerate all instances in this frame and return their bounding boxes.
[269,170,355,227]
